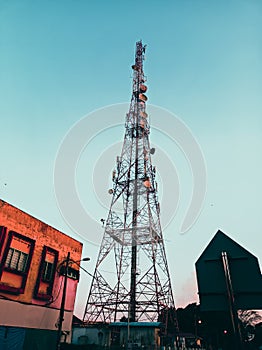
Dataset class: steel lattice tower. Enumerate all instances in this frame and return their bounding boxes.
[84,41,177,328]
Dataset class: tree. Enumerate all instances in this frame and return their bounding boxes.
[176,303,198,334]
[238,310,262,344]
[238,310,262,328]
[157,306,178,336]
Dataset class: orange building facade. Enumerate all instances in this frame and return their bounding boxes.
[0,199,83,349]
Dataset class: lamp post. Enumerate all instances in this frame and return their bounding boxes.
[56,253,90,350]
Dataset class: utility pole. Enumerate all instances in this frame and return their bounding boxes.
[56,252,70,350]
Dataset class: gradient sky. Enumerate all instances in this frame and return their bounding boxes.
[0,0,262,318]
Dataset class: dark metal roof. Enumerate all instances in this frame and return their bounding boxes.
[109,322,162,327]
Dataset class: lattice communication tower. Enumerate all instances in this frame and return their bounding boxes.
[84,41,178,328]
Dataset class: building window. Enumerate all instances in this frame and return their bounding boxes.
[0,231,35,294]
[34,246,58,300]
[42,261,55,282]
[67,266,80,280]
[60,265,80,281]
[0,226,7,257]
[5,248,28,272]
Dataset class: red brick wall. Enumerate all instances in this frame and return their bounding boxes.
[0,199,82,309]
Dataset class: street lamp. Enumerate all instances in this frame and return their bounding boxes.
[56,252,90,350]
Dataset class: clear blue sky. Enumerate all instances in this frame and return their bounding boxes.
[0,0,261,317]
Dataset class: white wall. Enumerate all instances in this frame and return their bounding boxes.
[0,299,72,331]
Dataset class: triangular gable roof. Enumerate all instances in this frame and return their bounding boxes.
[196,230,257,263]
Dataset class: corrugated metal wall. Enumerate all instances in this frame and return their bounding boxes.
[0,326,25,350]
